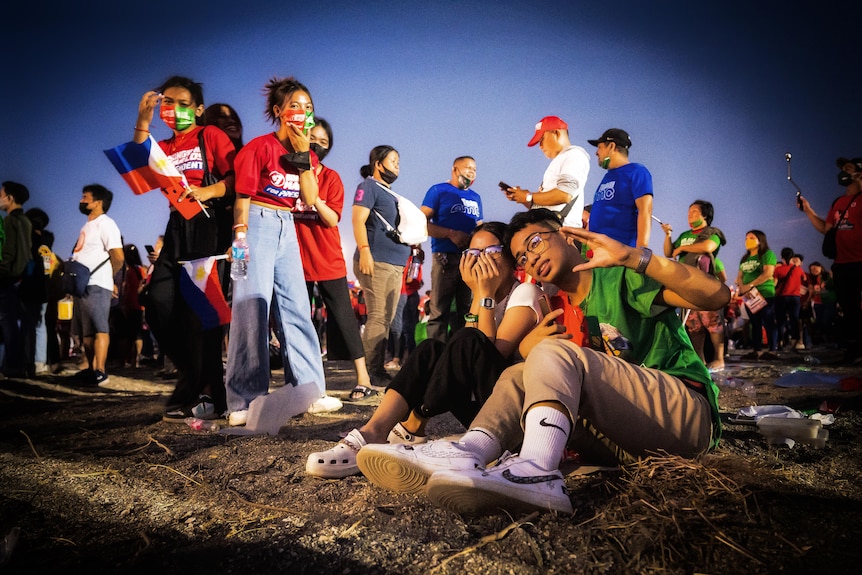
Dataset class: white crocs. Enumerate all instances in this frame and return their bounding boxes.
[387,422,427,445]
[306,429,367,478]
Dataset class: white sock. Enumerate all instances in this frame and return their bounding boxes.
[459,427,502,465]
[519,406,571,471]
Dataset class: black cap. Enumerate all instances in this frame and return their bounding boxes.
[836,157,862,170]
[588,128,631,149]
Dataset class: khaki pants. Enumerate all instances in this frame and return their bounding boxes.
[472,339,714,466]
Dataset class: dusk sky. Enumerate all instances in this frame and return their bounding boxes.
[2,1,860,281]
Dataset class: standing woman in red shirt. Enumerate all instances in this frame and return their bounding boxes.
[225,77,340,426]
[292,118,373,397]
[133,76,236,421]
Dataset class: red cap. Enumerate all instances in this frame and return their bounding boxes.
[527,116,568,147]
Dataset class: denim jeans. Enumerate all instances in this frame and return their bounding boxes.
[226,204,325,412]
[353,259,403,375]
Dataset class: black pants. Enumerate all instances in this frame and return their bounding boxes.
[387,327,511,428]
[306,277,365,361]
[833,261,862,354]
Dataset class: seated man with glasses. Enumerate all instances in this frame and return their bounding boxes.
[306,222,546,480]
[356,208,729,515]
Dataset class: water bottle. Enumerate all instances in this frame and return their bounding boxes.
[231,232,249,280]
[408,248,422,281]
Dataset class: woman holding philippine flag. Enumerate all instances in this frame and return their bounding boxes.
[225,76,342,427]
[132,75,237,422]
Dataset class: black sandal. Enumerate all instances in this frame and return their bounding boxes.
[349,386,378,401]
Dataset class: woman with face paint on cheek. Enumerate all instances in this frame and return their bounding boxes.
[291,118,374,396]
[131,75,238,422]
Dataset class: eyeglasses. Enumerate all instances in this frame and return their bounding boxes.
[515,230,555,267]
[462,244,504,257]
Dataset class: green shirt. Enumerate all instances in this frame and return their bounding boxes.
[581,267,721,446]
[739,249,777,298]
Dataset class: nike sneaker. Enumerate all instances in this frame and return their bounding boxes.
[356,441,483,494]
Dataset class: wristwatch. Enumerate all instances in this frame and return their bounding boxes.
[525,192,533,206]
[480,297,496,310]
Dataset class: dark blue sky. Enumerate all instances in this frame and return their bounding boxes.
[2,1,860,277]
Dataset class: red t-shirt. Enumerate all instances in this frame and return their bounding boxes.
[828,193,862,264]
[234,133,318,210]
[158,125,235,187]
[774,263,805,296]
[293,165,347,281]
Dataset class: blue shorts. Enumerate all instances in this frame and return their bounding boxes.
[73,285,112,336]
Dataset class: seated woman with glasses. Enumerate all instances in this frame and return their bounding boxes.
[307,222,548,479]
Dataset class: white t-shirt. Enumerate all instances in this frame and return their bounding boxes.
[536,145,591,228]
[492,281,545,360]
[72,214,122,291]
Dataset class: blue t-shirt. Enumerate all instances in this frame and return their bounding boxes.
[352,177,411,267]
[589,162,653,247]
[421,182,483,253]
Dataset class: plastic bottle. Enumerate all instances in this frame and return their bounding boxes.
[230,232,249,280]
[185,417,220,432]
[408,248,422,281]
[803,355,821,366]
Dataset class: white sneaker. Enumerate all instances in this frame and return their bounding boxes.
[307,395,343,414]
[427,452,573,515]
[387,422,427,445]
[306,429,367,478]
[34,362,50,375]
[356,441,483,495]
[191,395,218,420]
[228,410,249,426]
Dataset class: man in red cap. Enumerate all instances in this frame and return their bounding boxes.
[503,116,590,229]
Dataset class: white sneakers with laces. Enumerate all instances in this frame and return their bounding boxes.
[427,452,573,515]
[356,441,483,494]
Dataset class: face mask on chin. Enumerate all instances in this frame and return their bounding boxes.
[379,166,398,185]
[690,218,705,229]
[457,173,474,189]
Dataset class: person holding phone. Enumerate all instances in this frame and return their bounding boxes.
[307,222,547,479]
[225,76,340,427]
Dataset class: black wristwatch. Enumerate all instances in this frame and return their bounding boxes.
[480,297,496,310]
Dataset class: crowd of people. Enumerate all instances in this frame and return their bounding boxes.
[2,74,860,515]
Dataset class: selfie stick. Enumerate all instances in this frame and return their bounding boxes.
[651,214,664,225]
[786,153,804,211]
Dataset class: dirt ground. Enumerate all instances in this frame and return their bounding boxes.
[1,346,861,575]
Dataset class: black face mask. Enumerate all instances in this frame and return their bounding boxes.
[379,167,398,185]
[79,202,92,215]
[309,143,329,163]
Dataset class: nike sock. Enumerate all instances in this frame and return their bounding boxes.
[459,427,502,465]
[519,406,571,471]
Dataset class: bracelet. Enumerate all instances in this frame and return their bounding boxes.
[464,313,479,323]
[134,126,149,133]
[634,247,652,274]
[232,223,248,230]
[358,245,370,250]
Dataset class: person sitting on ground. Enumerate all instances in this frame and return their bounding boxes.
[354,208,729,515]
[306,222,545,479]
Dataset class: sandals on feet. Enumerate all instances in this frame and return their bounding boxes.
[349,385,378,401]
[306,429,367,478]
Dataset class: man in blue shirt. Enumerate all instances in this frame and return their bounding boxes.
[586,129,654,248]
[421,157,483,342]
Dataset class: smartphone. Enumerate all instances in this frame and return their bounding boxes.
[499,181,512,191]
[145,244,155,255]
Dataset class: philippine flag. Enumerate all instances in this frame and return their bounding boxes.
[104,136,202,219]
[179,256,231,330]
[103,135,187,195]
